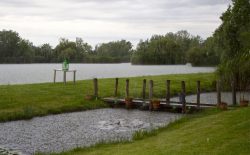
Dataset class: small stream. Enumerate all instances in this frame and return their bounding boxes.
[171,92,250,105]
[0,109,181,155]
[0,92,249,155]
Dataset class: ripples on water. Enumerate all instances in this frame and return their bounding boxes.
[0,109,182,154]
[0,92,249,154]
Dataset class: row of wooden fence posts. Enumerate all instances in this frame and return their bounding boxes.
[93,78,201,113]
[93,78,236,112]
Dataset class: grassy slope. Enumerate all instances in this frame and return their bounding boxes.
[0,73,216,122]
[50,107,250,155]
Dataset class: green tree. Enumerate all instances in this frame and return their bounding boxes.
[216,0,250,91]
[0,30,35,63]
[94,40,132,63]
[186,47,204,66]
[54,38,92,62]
[131,31,202,65]
[18,39,35,63]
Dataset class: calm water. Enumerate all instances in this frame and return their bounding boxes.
[0,63,215,85]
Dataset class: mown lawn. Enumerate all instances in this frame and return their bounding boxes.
[0,73,216,122]
[46,107,250,155]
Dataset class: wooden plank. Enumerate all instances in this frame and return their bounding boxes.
[102,97,217,107]
[168,100,216,107]
[102,97,216,108]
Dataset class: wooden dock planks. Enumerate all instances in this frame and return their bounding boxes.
[102,97,217,109]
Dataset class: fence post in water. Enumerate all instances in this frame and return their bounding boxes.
[114,78,118,97]
[142,79,146,99]
[126,79,129,98]
[93,78,98,98]
[166,80,170,105]
[217,80,221,105]
[231,79,236,105]
[149,80,153,99]
[197,81,200,109]
[181,81,186,114]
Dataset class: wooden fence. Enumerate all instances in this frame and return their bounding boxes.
[91,78,237,113]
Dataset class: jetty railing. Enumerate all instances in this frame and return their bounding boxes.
[90,78,236,113]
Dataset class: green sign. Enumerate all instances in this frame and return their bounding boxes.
[62,59,69,71]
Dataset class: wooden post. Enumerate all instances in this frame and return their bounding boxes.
[142,79,146,99]
[181,81,186,114]
[53,70,56,83]
[63,71,66,84]
[149,80,153,99]
[217,80,221,105]
[166,80,170,105]
[197,81,200,109]
[126,79,129,98]
[93,78,98,97]
[231,80,236,105]
[114,78,118,97]
[73,70,76,84]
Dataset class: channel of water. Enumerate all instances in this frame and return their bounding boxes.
[0,92,249,154]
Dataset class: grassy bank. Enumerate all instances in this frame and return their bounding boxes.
[43,107,250,155]
[0,73,216,122]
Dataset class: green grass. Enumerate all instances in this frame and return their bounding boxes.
[0,73,216,122]
[40,107,250,155]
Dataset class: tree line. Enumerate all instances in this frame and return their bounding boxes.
[0,31,132,63]
[0,29,220,66]
[131,30,219,66]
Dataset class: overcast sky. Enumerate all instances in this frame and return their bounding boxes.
[0,0,231,47]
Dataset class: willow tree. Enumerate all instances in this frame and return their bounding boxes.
[216,0,250,102]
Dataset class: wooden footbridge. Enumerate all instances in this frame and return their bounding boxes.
[91,78,230,113]
[102,97,217,113]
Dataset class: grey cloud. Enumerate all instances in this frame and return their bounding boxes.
[45,1,226,23]
[0,0,231,46]
[186,0,230,6]
[0,0,39,7]
[0,0,230,21]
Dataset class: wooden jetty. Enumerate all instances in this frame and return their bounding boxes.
[102,98,216,110]
[90,78,235,113]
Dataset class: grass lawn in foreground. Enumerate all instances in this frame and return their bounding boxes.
[0,73,216,122]
[44,107,250,155]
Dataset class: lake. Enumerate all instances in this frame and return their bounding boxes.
[0,63,215,85]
